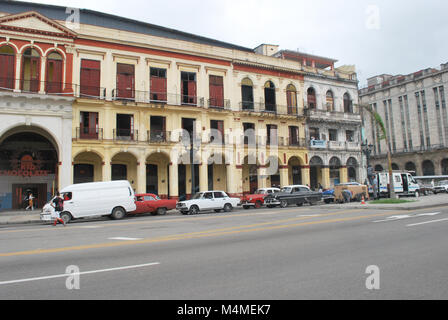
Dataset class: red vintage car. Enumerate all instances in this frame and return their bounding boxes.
[130,193,177,216]
[241,188,281,209]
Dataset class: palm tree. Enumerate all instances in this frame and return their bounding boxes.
[356,103,396,199]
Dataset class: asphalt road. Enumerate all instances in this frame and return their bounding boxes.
[0,204,448,300]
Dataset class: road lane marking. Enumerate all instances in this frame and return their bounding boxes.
[0,210,403,257]
[0,262,160,286]
[407,218,448,227]
[109,237,143,241]
[373,212,442,223]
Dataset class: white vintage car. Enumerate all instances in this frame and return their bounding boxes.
[176,191,241,215]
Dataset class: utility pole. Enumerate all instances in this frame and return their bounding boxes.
[356,103,396,199]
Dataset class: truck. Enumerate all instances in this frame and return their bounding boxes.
[374,171,421,198]
[40,180,137,224]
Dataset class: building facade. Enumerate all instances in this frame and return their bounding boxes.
[0,1,361,209]
[359,63,448,177]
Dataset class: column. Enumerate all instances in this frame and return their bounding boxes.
[339,166,348,184]
[258,166,268,189]
[280,166,289,187]
[226,164,243,197]
[322,167,331,189]
[169,163,179,200]
[199,163,209,192]
[137,154,146,194]
[301,166,310,187]
[103,149,112,182]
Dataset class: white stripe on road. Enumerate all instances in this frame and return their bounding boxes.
[407,218,448,227]
[0,262,160,286]
[108,237,143,241]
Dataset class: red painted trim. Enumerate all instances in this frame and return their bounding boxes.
[75,38,231,67]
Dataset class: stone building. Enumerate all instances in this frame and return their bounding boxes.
[359,63,448,177]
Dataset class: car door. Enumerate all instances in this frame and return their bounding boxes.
[213,192,226,209]
[202,192,215,210]
[143,195,156,213]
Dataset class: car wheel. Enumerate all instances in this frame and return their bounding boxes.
[111,207,126,220]
[189,205,199,215]
[60,212,72,224]
[280,200,288,208]
[223,203,233,212]
[414,191,420,198]
[157,208,167,216]
[255,201,262,209]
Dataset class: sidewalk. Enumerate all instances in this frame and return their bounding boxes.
[326,193,448,211]
[0,209,41,225]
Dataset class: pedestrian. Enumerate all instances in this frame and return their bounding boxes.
[25,193,34,211]
[51,192,66,226]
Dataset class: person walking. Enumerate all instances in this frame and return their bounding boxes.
[26,193,34,211]
[51,192,66,226]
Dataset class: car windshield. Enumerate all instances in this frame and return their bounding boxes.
[192,193,203,200]
[281,187,292,193]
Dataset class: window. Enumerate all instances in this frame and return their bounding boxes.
[286,84,297,114]
[415,92,425,149]
[143,195,156,201]
[150,67,167,102]
[309,127,320,140]
[21,48,41,92]
[264,81,276,112]
[343,93,353,113]
[213,192,225,198]
[243,123,255,145]
[0,45,15,89]
[307,87,316,109]
[289,126,299,146]
[267,124,278,145]
[329,129,338,142]
[46,51,63,94]
[326,91,334,111]
[116,114,134,140]
[241,78,254,110]
[150,116,166,142]
[210,120,224,144]
[346,130,354,142]
[204,192,213,199]
[116,63,135,100]
[209,75,224,108]
[181,71,197,105]
[80,59,101,97]
[80,112,99,139]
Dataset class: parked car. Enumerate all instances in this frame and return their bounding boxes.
[241,188,281,209]
[322,189,335,204]
[433,180,448,194]
[130,193,177,216]
[40,181,136,224]
[264,185,322,208]
[176,191,241,215]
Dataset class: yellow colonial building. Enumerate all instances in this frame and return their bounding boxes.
[0,2,360,207]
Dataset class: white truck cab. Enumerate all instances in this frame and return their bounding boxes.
[376,171,420,197]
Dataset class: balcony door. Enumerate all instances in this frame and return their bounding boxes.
[80,112,99,139]
[21,48,40,93]
[46,52,63,94]
[116,63,135,100]
[0,45,15,90]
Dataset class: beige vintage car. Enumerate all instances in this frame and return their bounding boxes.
[333,183,369,203]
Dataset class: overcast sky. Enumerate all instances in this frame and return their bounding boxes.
[24,0,448,86]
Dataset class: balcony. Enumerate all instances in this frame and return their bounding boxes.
[305,107,361,124]
[0,78,107,100]
[76,127,103,140]
[112,89,206,108]
[208,98,231,110]
[239,102,302,117]
[309,140,361,151]
[147,130,170,144]
[113,129,138,142]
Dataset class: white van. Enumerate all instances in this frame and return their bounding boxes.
[40,181,136,223]
[376,172,420,197]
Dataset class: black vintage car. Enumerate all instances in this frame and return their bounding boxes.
[264,185,322,208]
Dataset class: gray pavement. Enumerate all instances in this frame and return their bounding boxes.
[0,193,447,226]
